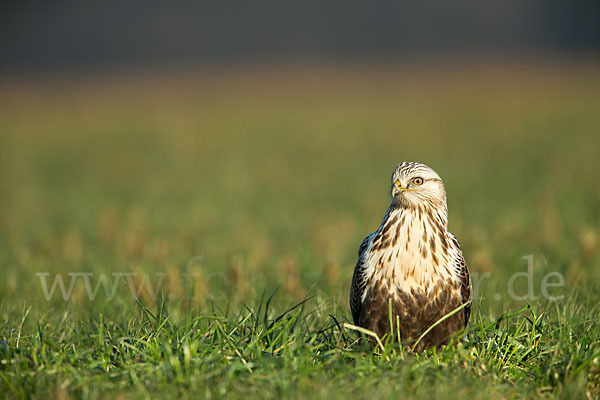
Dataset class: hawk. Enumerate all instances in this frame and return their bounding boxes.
[349,162,471,351]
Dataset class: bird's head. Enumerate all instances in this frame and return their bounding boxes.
[391,162,447,209]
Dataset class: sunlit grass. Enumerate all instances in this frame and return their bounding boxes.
[1,60,599,398]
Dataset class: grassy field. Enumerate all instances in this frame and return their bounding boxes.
[1,60,600,399]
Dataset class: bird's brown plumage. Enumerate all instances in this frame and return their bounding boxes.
[349,162,471,351]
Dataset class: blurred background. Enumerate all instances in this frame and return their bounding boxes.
[1,1,599,313]
[1,1,600,70]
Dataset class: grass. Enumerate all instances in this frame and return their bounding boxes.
[1,59,600,399]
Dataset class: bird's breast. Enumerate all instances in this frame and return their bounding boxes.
[362,207,456,298]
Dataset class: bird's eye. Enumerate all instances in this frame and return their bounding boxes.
[412,177,424,186]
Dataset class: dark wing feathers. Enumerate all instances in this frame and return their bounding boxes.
[349,233,374,325]
[449,233,472,327]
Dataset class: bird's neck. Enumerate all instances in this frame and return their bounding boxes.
[384,200,448,234]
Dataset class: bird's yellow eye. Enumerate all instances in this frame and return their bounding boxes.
[412,177,424,186]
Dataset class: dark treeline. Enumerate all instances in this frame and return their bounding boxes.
[1,0,599,70]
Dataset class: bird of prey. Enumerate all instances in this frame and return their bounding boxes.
[349,162,471,351]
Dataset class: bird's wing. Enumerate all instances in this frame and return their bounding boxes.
[449,233,472,327]
[349,232,375,325]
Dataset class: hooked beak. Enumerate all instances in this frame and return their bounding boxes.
[394,180,417,193]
